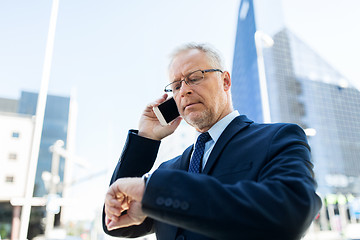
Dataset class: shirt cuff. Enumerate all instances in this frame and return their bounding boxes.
[142,172,152,187]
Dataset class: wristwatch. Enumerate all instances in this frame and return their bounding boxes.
[142,172,151,186]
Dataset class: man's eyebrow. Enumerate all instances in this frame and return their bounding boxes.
[170,69,198,83]
[171,74,185,83]
[170,77,182,83]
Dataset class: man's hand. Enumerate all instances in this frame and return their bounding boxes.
[139,94,182,141]
[104,178,147,231]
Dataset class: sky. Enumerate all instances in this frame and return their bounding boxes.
[1,0,360,224]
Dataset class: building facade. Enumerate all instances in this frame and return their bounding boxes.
[0,91,73,239]
[232,0,360,198]
[0,113,34,200]
[0,111,34,238]
[17,91,71,198]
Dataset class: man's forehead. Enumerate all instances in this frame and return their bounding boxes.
[172,49,204,64]
[169,50,208,79]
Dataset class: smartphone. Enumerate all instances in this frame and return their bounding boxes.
[153,97,180,126]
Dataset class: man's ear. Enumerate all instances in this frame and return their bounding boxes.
[223,71,231,91]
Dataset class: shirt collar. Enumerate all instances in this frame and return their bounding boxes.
[194,110,240,144]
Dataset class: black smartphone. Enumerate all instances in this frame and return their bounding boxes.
[153,97,180,126]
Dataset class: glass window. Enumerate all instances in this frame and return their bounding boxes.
[5,176,14,183]
[12,132,20,138]
[9,153,17,160]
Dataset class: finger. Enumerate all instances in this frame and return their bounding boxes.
[105,188,122,206]
[104,206,121,222]
[105,215,111,226]
[107,213,141,230]
[114,191,129,209]
[115,192,125,202]
[104,211,118,222]
[106,218,120,230]
[105,205,123,217]
[156,93,168,104]
[106,197,126,210]
[120,196,131,210]
[147,94,168,109]
[105,199,128,218]
[105,215,118,227]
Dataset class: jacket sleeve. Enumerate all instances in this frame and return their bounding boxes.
[102,130,161,238]
[141,124,322,240]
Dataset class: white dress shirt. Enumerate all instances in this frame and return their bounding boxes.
[192,110,240,170]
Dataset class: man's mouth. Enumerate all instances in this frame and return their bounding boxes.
[184,102,200,111]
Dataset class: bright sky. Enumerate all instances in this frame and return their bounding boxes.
[1,0,360,223]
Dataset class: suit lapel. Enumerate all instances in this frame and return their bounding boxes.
[176,145,193,171]
[203,115,253,174]
[156,116,252,239]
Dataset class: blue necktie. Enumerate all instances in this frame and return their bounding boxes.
[188,132,211,173]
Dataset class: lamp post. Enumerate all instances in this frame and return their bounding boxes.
[19,0,60,239]
[44,140,64,238]
[43,139,88,238]
[254,30,274,123]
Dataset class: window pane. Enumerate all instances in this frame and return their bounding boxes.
[12,132,20,138]
[5,176,14,183]
[9,153,17,160]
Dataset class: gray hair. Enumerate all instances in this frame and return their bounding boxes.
[169,43,225,70]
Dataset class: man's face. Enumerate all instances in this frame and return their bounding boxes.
[168,49,232,132]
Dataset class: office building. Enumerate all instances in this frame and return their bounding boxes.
[17,91,71,198]
[0,107,34,239]
[232,0,360,197]
[0,91,74,239]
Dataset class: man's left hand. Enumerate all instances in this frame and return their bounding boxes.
[104,177,147,230]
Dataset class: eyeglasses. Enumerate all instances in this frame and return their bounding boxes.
[164,69,223,94]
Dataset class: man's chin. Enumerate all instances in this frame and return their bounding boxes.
[183,111,212,130]
[183,112,201,123]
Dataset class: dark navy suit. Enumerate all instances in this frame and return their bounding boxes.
[103,115,321,240]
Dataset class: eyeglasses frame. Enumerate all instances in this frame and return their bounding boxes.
[164,68,223,93]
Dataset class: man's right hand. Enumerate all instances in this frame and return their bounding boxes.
[138,94,182,141]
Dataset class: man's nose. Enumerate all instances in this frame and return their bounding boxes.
[179,80,192,96]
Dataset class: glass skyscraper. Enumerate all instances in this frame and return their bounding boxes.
[232,0,360,197]
[18,91,70,198]
[18,91,71,238]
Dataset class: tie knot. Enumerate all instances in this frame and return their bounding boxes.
[197,132,211,145]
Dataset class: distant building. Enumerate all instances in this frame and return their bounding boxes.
[0,91,74,239]
[0,112,34,200]
[232,0,360,196]
[0,110,34,239]
[17,91,71,198]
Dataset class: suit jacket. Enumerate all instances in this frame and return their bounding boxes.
[103,115,322,240]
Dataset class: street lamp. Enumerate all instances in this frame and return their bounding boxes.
[44,139,64,238]
[44,139,89,238]
[254,30,274,123]
[19,0,60,239]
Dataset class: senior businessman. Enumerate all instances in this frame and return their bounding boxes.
[103,43,322,240]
